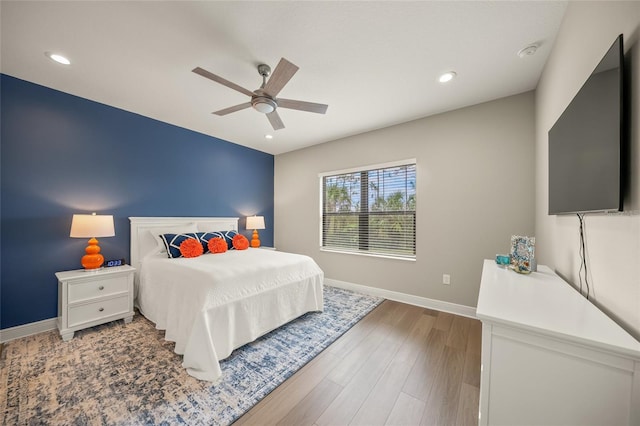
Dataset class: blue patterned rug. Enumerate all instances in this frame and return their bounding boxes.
[0,286,383,425]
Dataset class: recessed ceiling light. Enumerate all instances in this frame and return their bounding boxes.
[45,52,71,65]
[517,45,539,58]
[438,71,456,83]
[265,134,273,140]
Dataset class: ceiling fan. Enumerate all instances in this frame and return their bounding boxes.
[192,58,328,131]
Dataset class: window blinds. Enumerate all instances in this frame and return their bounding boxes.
[321,162,416,258]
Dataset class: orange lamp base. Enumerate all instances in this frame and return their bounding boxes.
[250,229,261,248]
[81,237,104,269]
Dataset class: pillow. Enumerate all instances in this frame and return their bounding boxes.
[159,233,200,259]
[147,223,197,254]
[232,234,249,250]
[208,237,228,254]
[222,230,239,250]
[196,231,226,253]
[179,238,203,258]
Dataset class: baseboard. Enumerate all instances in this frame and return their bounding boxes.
[325,278,477,319]
[0,318,58,343]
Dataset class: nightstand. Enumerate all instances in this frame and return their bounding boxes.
[56,265,135,341]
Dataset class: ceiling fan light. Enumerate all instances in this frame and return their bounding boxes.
[252,97,277,114]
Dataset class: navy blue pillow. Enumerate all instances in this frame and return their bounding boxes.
[159,233,200,259]
[222,230,239,250]
[195,231,226,253]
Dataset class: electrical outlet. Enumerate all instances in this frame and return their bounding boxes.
[443,274,451,285]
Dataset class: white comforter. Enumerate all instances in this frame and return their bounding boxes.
[138,249,324,381]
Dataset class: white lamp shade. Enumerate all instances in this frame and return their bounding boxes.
[246,216,265,230]
[70,214,115,238]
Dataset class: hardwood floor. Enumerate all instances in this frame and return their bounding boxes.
[235,300,482,426]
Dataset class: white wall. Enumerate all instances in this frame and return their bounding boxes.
[536,1,640,338]
[275,92,534,308]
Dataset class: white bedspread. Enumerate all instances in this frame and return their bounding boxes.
[138,249,324,381]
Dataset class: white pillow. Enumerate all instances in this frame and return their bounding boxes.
[147,223,198,254]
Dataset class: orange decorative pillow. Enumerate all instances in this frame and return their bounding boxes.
[232,234,249,250]
[179,238,203,258]
[208,237,228,254]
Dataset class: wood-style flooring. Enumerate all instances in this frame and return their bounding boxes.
[235,300,482,426]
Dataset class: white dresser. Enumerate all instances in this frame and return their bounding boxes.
[56,265,135,341]
[476,259,640,426]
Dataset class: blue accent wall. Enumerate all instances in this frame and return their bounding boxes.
[0,74,274,329]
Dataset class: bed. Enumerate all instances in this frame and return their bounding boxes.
[129,217,324,381]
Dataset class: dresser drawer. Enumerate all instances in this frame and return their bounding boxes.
[68,295,130,327]
[68,275,129,303]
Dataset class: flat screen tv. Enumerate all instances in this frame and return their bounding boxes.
[548,34,624,215]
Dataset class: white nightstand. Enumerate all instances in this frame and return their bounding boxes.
[56,265,135,341]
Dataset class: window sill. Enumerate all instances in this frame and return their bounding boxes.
[320,248,416,262]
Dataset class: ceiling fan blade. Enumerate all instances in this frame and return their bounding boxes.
[277,98,328,114]
[192,67,255,98]
[266,110,285,130]
[213,102,252,116]
[263,58,299,97]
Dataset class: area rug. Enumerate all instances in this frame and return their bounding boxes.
[0,285,382,425]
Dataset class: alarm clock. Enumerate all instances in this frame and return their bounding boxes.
[104,258,126,268]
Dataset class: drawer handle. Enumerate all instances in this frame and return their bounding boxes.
[98,307,104,312]
[98,286,105,290]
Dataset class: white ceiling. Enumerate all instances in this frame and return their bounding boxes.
[0,1,567,155]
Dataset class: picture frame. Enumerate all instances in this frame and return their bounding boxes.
[510,235,535,273]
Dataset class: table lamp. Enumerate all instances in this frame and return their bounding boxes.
[70,213,115,270]
[246,215,265,248]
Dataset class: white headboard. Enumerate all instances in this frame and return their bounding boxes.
[128,216,238,284]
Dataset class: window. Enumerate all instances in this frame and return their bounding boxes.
[320,160,416,259]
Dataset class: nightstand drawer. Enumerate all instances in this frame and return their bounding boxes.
[68,295,130,327]
[68,275,129,303]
